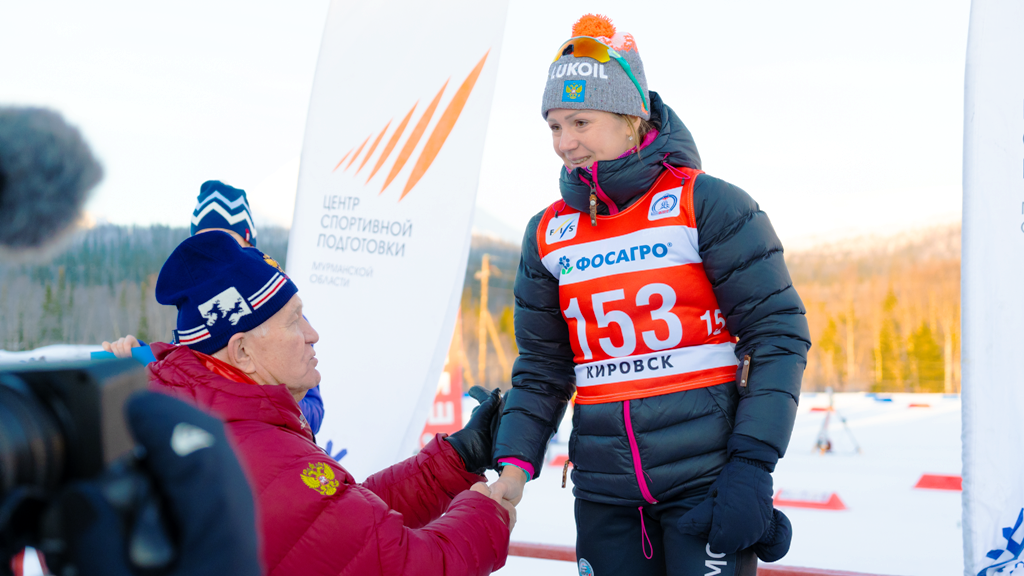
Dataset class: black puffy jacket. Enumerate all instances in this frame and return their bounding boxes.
[493,92,811,506]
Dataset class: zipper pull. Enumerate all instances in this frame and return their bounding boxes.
[740,354,751,387]
[589,189,597,226]
[562,460,571,488]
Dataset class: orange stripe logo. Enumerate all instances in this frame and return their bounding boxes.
[330,51,489,201]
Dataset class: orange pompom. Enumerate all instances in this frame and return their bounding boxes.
[572,14,616,39]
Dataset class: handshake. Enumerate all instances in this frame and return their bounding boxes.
[443,386,525,532]
[469,481,519,531]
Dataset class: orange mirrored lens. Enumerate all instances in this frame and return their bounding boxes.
[553,37,613,63]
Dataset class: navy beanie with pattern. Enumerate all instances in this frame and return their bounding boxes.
[190,180,257,246]
[156,231,297,355]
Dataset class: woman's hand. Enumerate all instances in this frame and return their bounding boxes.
[101,335,140,359]
[677,458,774,554]
[488,465,527,506]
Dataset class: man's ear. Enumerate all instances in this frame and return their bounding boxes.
[224,332,255,375]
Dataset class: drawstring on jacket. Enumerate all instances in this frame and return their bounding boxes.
[661,154,690,183]
[638,506,654,560]
[553,199,567,217]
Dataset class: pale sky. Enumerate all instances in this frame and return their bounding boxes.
[0,0,970,248]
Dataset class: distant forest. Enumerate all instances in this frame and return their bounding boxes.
[0,225,290,352]
[789,224,960,394]
[0,224,960,393]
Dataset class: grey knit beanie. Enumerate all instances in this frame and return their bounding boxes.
[541,14,650,120]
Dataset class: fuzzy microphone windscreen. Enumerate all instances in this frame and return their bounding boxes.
[0,107,102,258]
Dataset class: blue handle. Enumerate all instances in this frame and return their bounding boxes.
[132,345,157,364]
[91,345,156,365]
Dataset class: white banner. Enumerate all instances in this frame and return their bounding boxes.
[287,0,508,480]
[962,1,1024,573]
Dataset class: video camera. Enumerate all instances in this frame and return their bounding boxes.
[0,107,258,576]
[0,360,178,575]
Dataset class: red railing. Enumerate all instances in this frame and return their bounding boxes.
[508,542,892,576]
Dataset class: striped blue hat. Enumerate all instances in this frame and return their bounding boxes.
[156,231,296,354]
[191,180,257,246]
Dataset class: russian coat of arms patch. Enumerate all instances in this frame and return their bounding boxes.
[563,80,586,102]
[301,462,339,496]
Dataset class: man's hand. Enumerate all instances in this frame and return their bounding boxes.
[101,335,140,359]
[470,482,516,531]
[469,482,492,498]
[488,464,527,506]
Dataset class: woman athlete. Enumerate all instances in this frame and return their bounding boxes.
[488,14,811,576]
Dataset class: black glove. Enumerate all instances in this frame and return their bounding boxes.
[445,386,504,475]
[39,391,262,576]
[752,508,792,562]
[677,458,775,555]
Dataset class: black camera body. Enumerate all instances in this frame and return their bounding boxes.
[0,106,258,576]
[0,359,147,567]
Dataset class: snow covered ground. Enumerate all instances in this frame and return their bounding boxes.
[0,344,102,365]
[500,392,962,576]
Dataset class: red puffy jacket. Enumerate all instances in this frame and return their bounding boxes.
[147,343,510,576]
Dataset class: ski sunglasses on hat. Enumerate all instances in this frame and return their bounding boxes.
[553,36,648,114]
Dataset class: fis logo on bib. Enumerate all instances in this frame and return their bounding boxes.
[546,213,580,245]
[649,188,681,221]
[563,80,586,102]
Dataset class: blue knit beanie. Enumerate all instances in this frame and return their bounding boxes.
[190,180,257,246]
[156,231,297,354]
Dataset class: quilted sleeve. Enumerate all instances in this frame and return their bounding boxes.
[374,490,511,576]
[693,174,811,467]
[361,434,483,529]
[266,467,509,576]
[493,210,576,477]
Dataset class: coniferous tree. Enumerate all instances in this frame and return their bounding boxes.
[875,289,904,392]
[909,322,944,392]
[818,317,844,390]
[137,279,152,344]
[40,281,63,344]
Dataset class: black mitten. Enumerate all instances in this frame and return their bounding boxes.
[445,386,504,475]
[752,507,792,562]
[676,458,775,554]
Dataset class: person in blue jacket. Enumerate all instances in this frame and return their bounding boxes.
[486,15,811,576]
[102,180,324,434]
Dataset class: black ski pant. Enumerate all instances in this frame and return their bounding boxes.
[575,497,758,576]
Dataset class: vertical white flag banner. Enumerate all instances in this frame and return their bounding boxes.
[962,0,1024,574]
[287,0,508,480]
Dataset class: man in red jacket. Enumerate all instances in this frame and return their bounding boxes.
[148,231,513,575]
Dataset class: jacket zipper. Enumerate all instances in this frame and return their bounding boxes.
[623,400,658,504]
[589,185,597,226]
